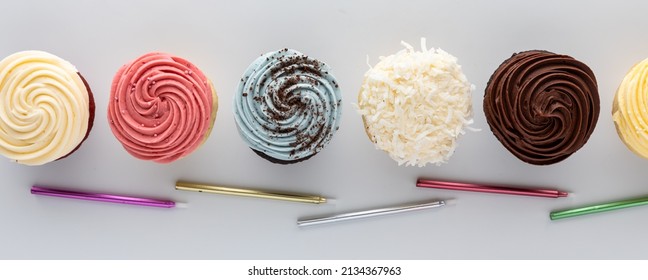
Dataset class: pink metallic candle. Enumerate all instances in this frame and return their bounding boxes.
[416,179,568,198]
[31,186,181,208]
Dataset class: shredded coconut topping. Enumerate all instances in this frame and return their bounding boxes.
[357,38,475,167]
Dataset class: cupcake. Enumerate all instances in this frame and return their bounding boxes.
[108,52,217,163]
[484,50,600,165]
[357,38,475,167]
[612,57,648,158]
[234,48,342,164]
[0,51,95,165]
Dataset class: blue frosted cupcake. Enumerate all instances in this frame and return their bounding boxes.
[234,48,342,164]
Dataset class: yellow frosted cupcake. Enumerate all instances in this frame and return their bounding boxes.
[613,57,648,158]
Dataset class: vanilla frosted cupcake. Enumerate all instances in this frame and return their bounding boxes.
[108,52,217,163]
[234,48,342,164]
[0,51,95,165]
[357,39,475,167]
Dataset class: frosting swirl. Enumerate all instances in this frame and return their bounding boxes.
[108,52,217,163]
[0,51,92,165]
[484,50,600,165]
[612,57,648,158]
[234,49,342,163]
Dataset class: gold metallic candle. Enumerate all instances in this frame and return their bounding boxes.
[175,181,327,204]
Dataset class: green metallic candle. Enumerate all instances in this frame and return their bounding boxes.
[550,196,648,220]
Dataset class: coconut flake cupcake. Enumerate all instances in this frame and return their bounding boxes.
[0,51,95,165]
[108,52,217,163]
[357,39,475,167]
[234,48,342,164]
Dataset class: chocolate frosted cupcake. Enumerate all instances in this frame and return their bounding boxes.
[0,51,95,165]
[484,50,599,165]
[234,49,342,164]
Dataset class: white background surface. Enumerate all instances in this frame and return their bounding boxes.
[1,0,648,259]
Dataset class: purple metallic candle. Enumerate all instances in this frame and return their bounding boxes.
[31,186,178,208]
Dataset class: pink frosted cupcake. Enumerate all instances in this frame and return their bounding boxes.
[108,52,218,163]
